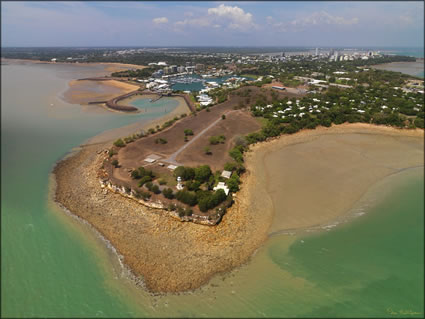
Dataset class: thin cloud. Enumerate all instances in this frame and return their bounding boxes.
[153,17,168,24]
[268,11,358,33]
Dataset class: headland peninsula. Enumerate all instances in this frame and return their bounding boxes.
[17,47,422,293]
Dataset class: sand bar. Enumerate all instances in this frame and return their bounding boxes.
[62,79,140,105]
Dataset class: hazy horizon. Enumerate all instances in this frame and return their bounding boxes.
[1,2,423,47]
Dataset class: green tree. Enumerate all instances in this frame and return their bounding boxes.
[174,166,195,181]
[113,138,125,147]
[111,159,119,168]
[184,129,194,136]
[162,188,174,199]
[138,176,152,187]
[194,165,212,183]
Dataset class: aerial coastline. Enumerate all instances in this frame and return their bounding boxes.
[45,50,425,293]
[7,49,423,294]
[53,112,423,293]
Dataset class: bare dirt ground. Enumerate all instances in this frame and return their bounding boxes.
[176,110,261,170]
[117,85,305,173]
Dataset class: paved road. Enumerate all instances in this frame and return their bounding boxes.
[162,110,234,166]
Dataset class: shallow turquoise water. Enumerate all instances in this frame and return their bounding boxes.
[2,62,423,318]
[268,169,424,317]
[129,96,180,112]
[1,63,177,317]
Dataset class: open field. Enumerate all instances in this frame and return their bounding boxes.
[115,85,304,177]
[175,110,261,170]
[118,86,304,163]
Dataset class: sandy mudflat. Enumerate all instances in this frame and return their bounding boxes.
[63,79,140,105]
[245,123,424,234]
[371,60,424,77]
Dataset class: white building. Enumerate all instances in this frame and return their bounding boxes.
[213,182,229,195]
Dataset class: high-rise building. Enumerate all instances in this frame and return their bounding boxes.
[315,48,319,56]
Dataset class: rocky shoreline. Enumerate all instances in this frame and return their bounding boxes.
[53,139,274,293]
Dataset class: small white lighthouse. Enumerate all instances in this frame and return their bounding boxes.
[176,176,183,190]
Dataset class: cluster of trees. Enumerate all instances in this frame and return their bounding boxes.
[197,189,227,212]
[131,167,155,187]
[169,164,235,212]
[145,182,161,194]
[174,165,212,183]
[111,68,156,78]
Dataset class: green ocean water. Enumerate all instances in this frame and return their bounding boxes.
[2,63,424,318]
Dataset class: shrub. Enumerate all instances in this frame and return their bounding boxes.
[176,190,198,206]
[155,138,168,144]
[184,129,194,136]
[226,174,240,193]
[111,159,119,168]
[108,149,117,157]
[132,167,154,179]
[209,135,226,145]
[138,176,152,187]
[229,147,244,163]
[134,190,151,200]
[113,138,125,147]
[224,162,237,172]
[124,136,134,144]
[163,188,174,199]
[222,114,226,120]
[158,179,167,185]
[204,146,212,155]
[131,170,141,179]
[151,184,161,194]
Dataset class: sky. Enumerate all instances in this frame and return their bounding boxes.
[1,1,424,48]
